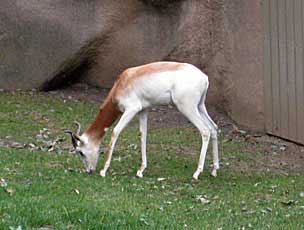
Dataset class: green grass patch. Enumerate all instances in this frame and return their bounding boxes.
[0,92,303,229]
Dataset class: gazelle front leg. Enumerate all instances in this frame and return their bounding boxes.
[100,109,139,177]
[136,111,148,178]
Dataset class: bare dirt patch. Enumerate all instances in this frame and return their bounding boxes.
[221,133,304,175]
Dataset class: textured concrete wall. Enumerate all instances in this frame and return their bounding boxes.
[0,0,265,130]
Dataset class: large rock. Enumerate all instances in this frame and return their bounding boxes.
[0,0,264,130]
[0,0,140,89]
[222,0,264,129]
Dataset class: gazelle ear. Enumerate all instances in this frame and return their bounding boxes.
[65,131,83,148]
[73,121,82,135]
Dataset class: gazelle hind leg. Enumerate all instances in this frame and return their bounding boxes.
[193,130,210,180]
[200,104,219,177]
[210,131,219,177]
[175,102,211,180]
[136,111,148,178]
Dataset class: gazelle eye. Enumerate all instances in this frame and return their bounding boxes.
[76,150,85,157]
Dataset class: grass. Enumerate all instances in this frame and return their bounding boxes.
[0,92,304,230]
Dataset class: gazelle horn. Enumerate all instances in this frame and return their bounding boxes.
[64,130,78,148]
[73,121,82,135]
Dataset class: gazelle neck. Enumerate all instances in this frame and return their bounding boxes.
[84,95,121,144]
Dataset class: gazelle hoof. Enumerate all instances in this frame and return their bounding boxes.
[136,170,143,178]
[211,169,217,177]
[100,170,106,177]
[192,171,200,180]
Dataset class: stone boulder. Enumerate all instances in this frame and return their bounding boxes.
[0,0,264,130]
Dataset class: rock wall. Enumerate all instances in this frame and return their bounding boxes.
[222,0,264,129]
[0,0,140,89]
[0,0,265,130]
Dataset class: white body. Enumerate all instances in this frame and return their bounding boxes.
[97,62,219,180]
[117,64,208,109]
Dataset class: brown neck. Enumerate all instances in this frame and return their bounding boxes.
[84,93,121,143]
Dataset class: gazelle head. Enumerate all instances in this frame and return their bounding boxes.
[65,122,100,174]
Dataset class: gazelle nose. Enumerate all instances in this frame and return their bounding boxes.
[86,168,95,174]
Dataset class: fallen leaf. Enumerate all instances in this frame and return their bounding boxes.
[157,178,166,182]
[239,130,247,135]
[74,189,80,195]
[279,146,286,151]
[246,210,256,215]
[9,226,22,230]
[48,146,55,152]
[281,200,296,206]
[261,209,268,214]
[113,156,121,162]
[0,178,7,187]
[5,188,15,195]
[241,207,248,212]
[139,216,149,225]
[11,142,25,149]
[39,225,54,230]
[197,195,211,205]
[266,207,272,212]
[28,143,36,148]
[300,192,304,198]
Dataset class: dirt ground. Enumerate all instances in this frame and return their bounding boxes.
[52,84,304,175]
